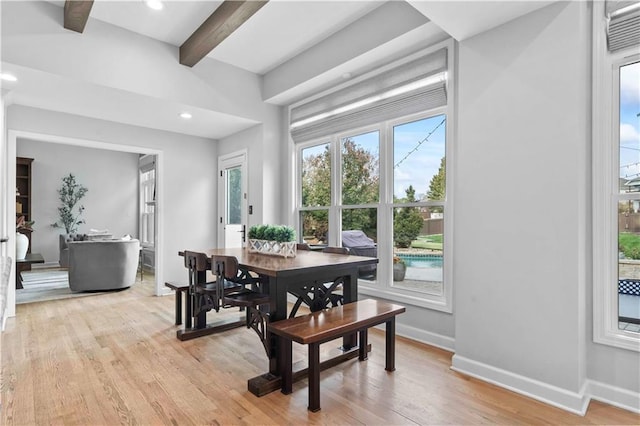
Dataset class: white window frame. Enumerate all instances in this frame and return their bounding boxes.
[592,1,640,351]
[294,107,453,313]
[297,139,334,245]
[139,167,155,249]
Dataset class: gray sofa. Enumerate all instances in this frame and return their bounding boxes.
[68,239,140,292]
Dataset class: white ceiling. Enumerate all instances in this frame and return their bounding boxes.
[12,1,557,140]
[55,0,555,77]
[60,0,386,75]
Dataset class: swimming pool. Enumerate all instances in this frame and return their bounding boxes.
[397,254,443,268]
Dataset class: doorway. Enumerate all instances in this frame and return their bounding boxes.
[218,150,248,249]
[6,130,165,319]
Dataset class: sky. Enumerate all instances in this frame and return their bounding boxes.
[393,115,446,199]
[618,61,640,182]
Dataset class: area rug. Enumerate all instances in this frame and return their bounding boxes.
[17,268,99,304]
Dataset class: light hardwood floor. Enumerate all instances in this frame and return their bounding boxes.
[2,276,638,425]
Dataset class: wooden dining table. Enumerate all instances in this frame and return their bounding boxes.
[179,247,378,397]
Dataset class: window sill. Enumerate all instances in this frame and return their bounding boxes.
[594,325,640,352]
[358,282,452,313]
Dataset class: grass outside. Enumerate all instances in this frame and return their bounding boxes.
[410,234,443,251]
[619,232,640,259]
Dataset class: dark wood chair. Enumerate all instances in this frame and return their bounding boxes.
[211,255,271,355]
[297,242,311,251]
[183,250,244,327]
[288,246,348,318]
[322,246,349,255]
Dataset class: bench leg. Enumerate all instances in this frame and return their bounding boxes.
[280,338,293,395]
[308,342,321,412]
[358,329,368,361]
[385,318,396,372]
[175,290,183,326]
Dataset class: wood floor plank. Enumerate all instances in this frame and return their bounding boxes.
[2,275,638,425]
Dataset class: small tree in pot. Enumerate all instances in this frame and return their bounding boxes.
[51,174,88,234]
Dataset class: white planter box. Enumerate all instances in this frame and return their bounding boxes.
[248,239,297,258]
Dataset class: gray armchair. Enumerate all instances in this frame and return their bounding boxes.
[68,239,140,292]
[59,233,87,268]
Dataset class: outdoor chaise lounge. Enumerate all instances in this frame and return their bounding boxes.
[342,230,377,279]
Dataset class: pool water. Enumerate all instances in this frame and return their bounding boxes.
[398,255,443,268]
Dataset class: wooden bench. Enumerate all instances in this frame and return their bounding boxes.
[164,282,190,326]
[268,298,405,412]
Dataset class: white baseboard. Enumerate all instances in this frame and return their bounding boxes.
[451,354,590,415]
[588,379,640,414]
[395,322,455,352]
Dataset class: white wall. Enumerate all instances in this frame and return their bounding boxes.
[8,105,218,287]
[16,139,139,264]
[218,125,264,228]
[218,104,285,226]
[452,0,638,413]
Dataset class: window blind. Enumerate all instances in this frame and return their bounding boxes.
[290,48,448,143]
[606,1,640,52]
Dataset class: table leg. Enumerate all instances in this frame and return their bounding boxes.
[268,275,288,374]
[16,273,23,289]
[342,269,358,350]
[280,337,292,395]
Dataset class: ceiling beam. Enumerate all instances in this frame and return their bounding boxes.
[63,0,94,33]
[180,0,268,67]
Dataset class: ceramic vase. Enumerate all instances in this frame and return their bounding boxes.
[16,232,29,260]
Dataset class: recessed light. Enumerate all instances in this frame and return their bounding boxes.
[0,73,18,82]
[145,0,164,11]
[179,112,192,119]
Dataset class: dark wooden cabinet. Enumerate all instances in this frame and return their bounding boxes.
[16,157,33,256]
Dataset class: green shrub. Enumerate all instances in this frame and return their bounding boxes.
[248,225,296,243]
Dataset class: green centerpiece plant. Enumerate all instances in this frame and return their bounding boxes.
[248,224,297,257]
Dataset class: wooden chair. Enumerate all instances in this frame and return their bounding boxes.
[288,246,348,318]
[211,255,271,355]
[183,251,244,327]
[297,242,311,251]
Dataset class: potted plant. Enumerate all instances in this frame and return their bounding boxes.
[51,174,88,234]
[393,256,406,281]
[248,224,297,257]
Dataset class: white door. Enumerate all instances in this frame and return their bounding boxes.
[219,151,248,248]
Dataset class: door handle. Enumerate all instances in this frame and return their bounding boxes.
[238,225,246,243]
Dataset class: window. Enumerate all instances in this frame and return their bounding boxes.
[292,41,453,311]
[295,111,450,310]
[392,115,446,295]
[617,61,640,333]
[299,142,330,245]
[139,159,156,248]
[593,1,640,351]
